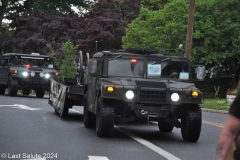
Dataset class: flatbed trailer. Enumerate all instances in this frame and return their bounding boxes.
[48,51,88,117]
[48,78,85,117]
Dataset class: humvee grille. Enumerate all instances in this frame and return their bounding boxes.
[135,81,166,88]
[140,90,166,103]
[35,72,40,77]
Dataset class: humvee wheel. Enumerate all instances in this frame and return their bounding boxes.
[36,89,45,98]
[8,76,17,96]
[22,88,30,95]
[60,104,69,117]
[55,109,59,115]
[158,120,174,132]
[96,97,115,137]
[0,85,5,95]
[83,92,96,128]
[181,105,202,142]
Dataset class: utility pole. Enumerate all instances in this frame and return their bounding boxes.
[185,0,196,60]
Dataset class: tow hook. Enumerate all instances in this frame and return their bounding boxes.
[140,110,149,125]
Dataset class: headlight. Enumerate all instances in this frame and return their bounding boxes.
[126,90,134,99]
[171,93,179,102]
[45,73,50,78]
[30,72,35,77]
[22,72,29,77]
[40,72,44,77]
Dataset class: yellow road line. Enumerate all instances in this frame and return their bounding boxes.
[202,120,224,128]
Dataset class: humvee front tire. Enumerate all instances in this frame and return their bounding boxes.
[83,92,96,128]
[181,105,202,142]
[8,76,17,96]
[158,120,174,132]
[96,97,115,137]
[0,85,5,95]
[36,89,44,98]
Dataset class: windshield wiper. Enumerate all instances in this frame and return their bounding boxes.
[151,57,171,65]
[109,55,122,61]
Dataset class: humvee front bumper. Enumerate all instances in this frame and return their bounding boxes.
[12,77,53,91]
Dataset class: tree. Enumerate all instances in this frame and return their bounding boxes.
[192,0,240,94]
[0,0,93,28]
[192,0,240,65]
[77,0,140,53]
[59,40,77,80]
[122,0,188,54]
[140,0,171,10]
[1,0,140,55]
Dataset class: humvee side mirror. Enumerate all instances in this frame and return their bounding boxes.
[1,60,6,66]
[194,65,206,81]
[88,59,97,75]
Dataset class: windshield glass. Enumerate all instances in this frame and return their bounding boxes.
[9,55,54,68]
[148,59,190,80]
[108,57,190,80]
[108,58,144,77]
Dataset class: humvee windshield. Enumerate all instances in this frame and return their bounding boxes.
[108,57,190,80]
[9,55,54,68]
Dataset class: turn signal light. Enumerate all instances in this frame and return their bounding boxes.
[13,70,18,75]
[131,59,137,63]
[107,86,114,93]
[192,91,199,97]
[55,72,59,77]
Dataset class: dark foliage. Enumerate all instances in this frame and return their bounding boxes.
[0,0,140,57]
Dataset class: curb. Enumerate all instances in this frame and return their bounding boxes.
[201,108,228,114]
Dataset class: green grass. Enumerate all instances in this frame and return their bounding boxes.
[201,98,231,111]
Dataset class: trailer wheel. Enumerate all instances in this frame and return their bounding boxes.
[96,97,115,137]
[60,103,69,117]
[83,92,96,128]
[181,105,202,142]
[36,89,44,98]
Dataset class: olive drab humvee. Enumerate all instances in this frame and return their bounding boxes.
[83,49,205,142]
[0,53,60,97]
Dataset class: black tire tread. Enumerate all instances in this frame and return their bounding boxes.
[36,89,44,98]
[83,92,96,128]
[60,103,69,117]
[181,105,202,142]
[96,97,115,137]
[8,77,17,96]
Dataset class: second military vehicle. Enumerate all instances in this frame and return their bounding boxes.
[83,49,205,142]
[0,53,60,97]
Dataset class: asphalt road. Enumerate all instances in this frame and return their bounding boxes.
[0,94,227,160]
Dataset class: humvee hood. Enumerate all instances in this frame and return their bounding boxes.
[100,77,197,89]
[10,67,57,72]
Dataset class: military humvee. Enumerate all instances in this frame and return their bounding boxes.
[0,53,60,97]
[83,49,205,142]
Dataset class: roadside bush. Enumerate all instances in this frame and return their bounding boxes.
[48,40,77,83]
